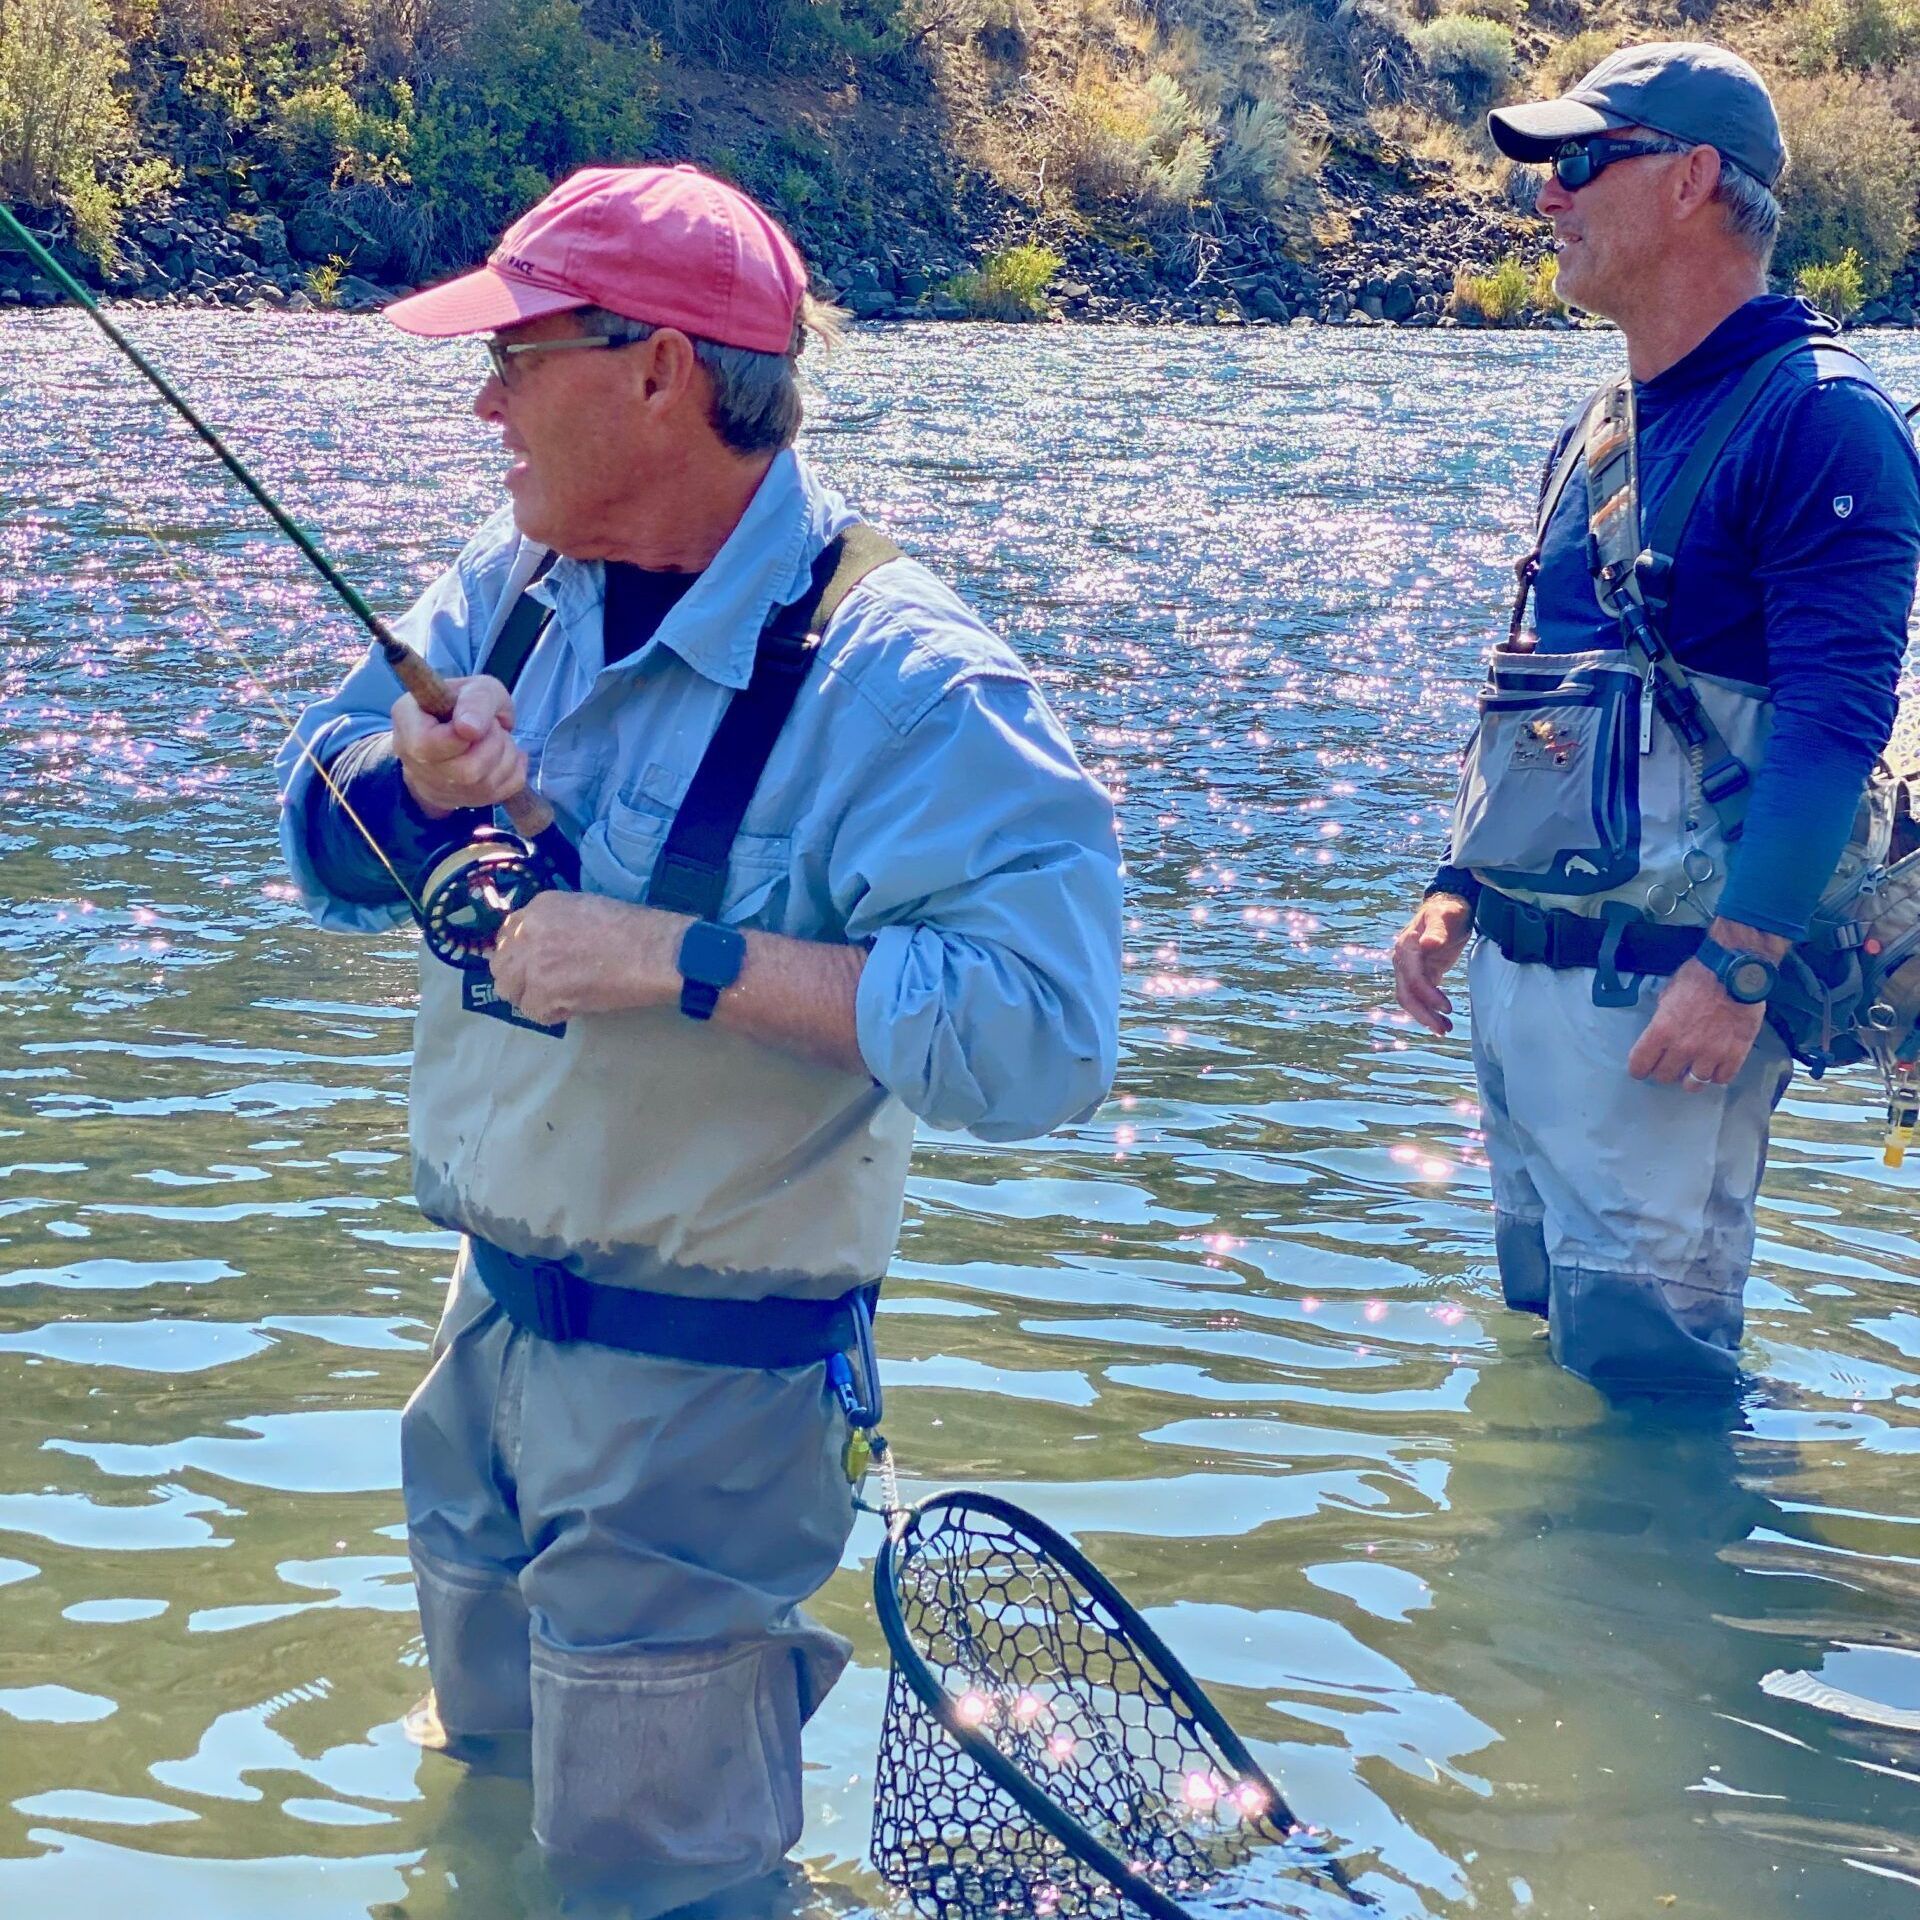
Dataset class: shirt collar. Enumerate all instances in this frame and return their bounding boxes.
[531,450,845,692]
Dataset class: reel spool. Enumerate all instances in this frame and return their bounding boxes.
[419,827,558,972]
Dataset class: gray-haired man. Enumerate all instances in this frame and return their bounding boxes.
[1392,45,1920,1395]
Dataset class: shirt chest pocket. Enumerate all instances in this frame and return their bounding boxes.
[579,762,795,931]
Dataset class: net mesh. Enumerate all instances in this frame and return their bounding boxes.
[872,1495,1313,1920]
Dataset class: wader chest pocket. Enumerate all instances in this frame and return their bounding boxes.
[1451,659,1643,895]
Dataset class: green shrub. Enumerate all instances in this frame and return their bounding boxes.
[1536,27,1614,94]
[1211,96,1323,210]
[304,250,347,303]
[1792,0,1920,72]
[1451,250,1559,321]
[404,0,654,273]
[1042,69,1215,211]
[0,0,177,263]
[272,74,414,187]
[621,0,908,76]
[1410,14,1513,123]
[1774,73,1920,294]
[1796,247,1869,317]
[1441,0,1525,23]
[944,242,1062,320]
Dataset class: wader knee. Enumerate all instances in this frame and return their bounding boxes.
[1548,1265,1742,1397]
[529,1635,808,1891]
[410,1539,533,1739]
[1494,1211,1550,1315]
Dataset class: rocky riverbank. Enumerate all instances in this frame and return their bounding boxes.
[6,156,1915,334]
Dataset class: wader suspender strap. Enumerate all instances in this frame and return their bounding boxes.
[478,549,559,686]
[647,523,903,918]
[1507,399,1602,650]
[1588,336,1860,843]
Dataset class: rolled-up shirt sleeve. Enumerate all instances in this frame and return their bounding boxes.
[274,530,494,932]
[836,672,1123,1142]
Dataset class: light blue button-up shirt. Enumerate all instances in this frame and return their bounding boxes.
[276,449,1123,1142]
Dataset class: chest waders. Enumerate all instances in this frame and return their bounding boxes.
[427,525,907,1366]
[1454,338,1920,1161]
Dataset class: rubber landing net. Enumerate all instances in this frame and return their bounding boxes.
[869,1485,1363,1919]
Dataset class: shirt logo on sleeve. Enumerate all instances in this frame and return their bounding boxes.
[1834,494,1855,519]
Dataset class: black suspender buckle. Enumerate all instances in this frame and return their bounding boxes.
[530,1261,586,1343]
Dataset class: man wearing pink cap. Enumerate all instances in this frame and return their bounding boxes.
[277,166,1123,1903]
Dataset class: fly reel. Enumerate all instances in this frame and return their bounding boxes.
[419,827,559,972]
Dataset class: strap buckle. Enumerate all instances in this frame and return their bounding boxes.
[1504,900,1550,967]
[648,848,725,920]
[1633,546,1674,612]
[827,1292,883,1428]
[1700,753,1751,808]
[530,1262,584,1344]
[1592,899,1644,1009]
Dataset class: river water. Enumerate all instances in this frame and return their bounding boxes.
[0,314,1916,1920]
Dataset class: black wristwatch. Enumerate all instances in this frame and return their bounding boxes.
[1694,935,1777,1006]
[675,920,746,1021]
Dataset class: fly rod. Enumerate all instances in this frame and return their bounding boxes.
[0,201,562,856]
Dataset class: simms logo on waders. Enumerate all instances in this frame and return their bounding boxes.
[1834,494,1856,518]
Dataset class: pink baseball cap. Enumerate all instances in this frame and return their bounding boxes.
[385,164,808,354]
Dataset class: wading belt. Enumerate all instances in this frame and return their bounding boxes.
[469,1236,881,1366]
[1475,888,1704,978]
[471,522,904,1360]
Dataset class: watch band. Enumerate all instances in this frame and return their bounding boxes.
[675,920,746,1022]
[1695,935,1777,1005]
[679,976,724,1021]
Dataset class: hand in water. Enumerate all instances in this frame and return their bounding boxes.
[392,674,527,817]
[1391,893,1474,1036]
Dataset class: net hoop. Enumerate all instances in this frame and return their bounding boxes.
[874,1487,1339,1919]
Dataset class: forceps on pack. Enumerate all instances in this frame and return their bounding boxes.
[1645,847,1717,920]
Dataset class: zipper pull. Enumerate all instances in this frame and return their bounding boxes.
[1639,666,1656,755]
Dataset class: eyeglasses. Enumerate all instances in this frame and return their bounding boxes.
[1549,134,1692,191]
[483,333,616,387]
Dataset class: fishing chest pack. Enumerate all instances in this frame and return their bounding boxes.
[1454,331,1920,1163]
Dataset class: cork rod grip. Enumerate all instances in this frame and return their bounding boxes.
[384,641,559,844]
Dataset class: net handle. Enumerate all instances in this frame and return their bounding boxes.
[873,1488,1348,1915]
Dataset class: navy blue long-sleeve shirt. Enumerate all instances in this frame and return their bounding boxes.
[1440,295,1919,939]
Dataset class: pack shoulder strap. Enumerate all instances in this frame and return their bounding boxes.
[479,548,559,692]
[1506,389,1607,648]
[645,524,903,919]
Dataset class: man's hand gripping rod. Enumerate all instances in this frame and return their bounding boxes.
[1,204,574,967]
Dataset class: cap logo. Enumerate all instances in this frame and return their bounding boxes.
[1834,494,1855,519]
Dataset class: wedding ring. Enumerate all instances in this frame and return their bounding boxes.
[1684,1070,1713,1087]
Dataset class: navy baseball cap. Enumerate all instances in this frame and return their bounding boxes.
[1489,41,1785,188]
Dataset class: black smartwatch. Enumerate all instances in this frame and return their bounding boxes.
[675,920,746,1021]
[1693,935,1777,1006]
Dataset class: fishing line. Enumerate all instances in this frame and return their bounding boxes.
[2,204,568,968]
[128,521,428,920]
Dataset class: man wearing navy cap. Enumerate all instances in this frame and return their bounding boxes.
[1391,45,1920,1394]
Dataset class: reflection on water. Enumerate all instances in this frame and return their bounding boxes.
[0,315,1916,1917]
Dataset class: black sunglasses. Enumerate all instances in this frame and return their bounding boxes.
[1550,134,1692,190]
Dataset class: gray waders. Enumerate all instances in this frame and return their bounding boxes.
[401,530,908,1897]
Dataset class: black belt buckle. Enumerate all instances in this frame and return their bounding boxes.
[1506,901,1549,967]
[530,1262,584,1343]
[1592,899,1643,1009]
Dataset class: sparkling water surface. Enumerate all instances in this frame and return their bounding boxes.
[1,314,1916,1919]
